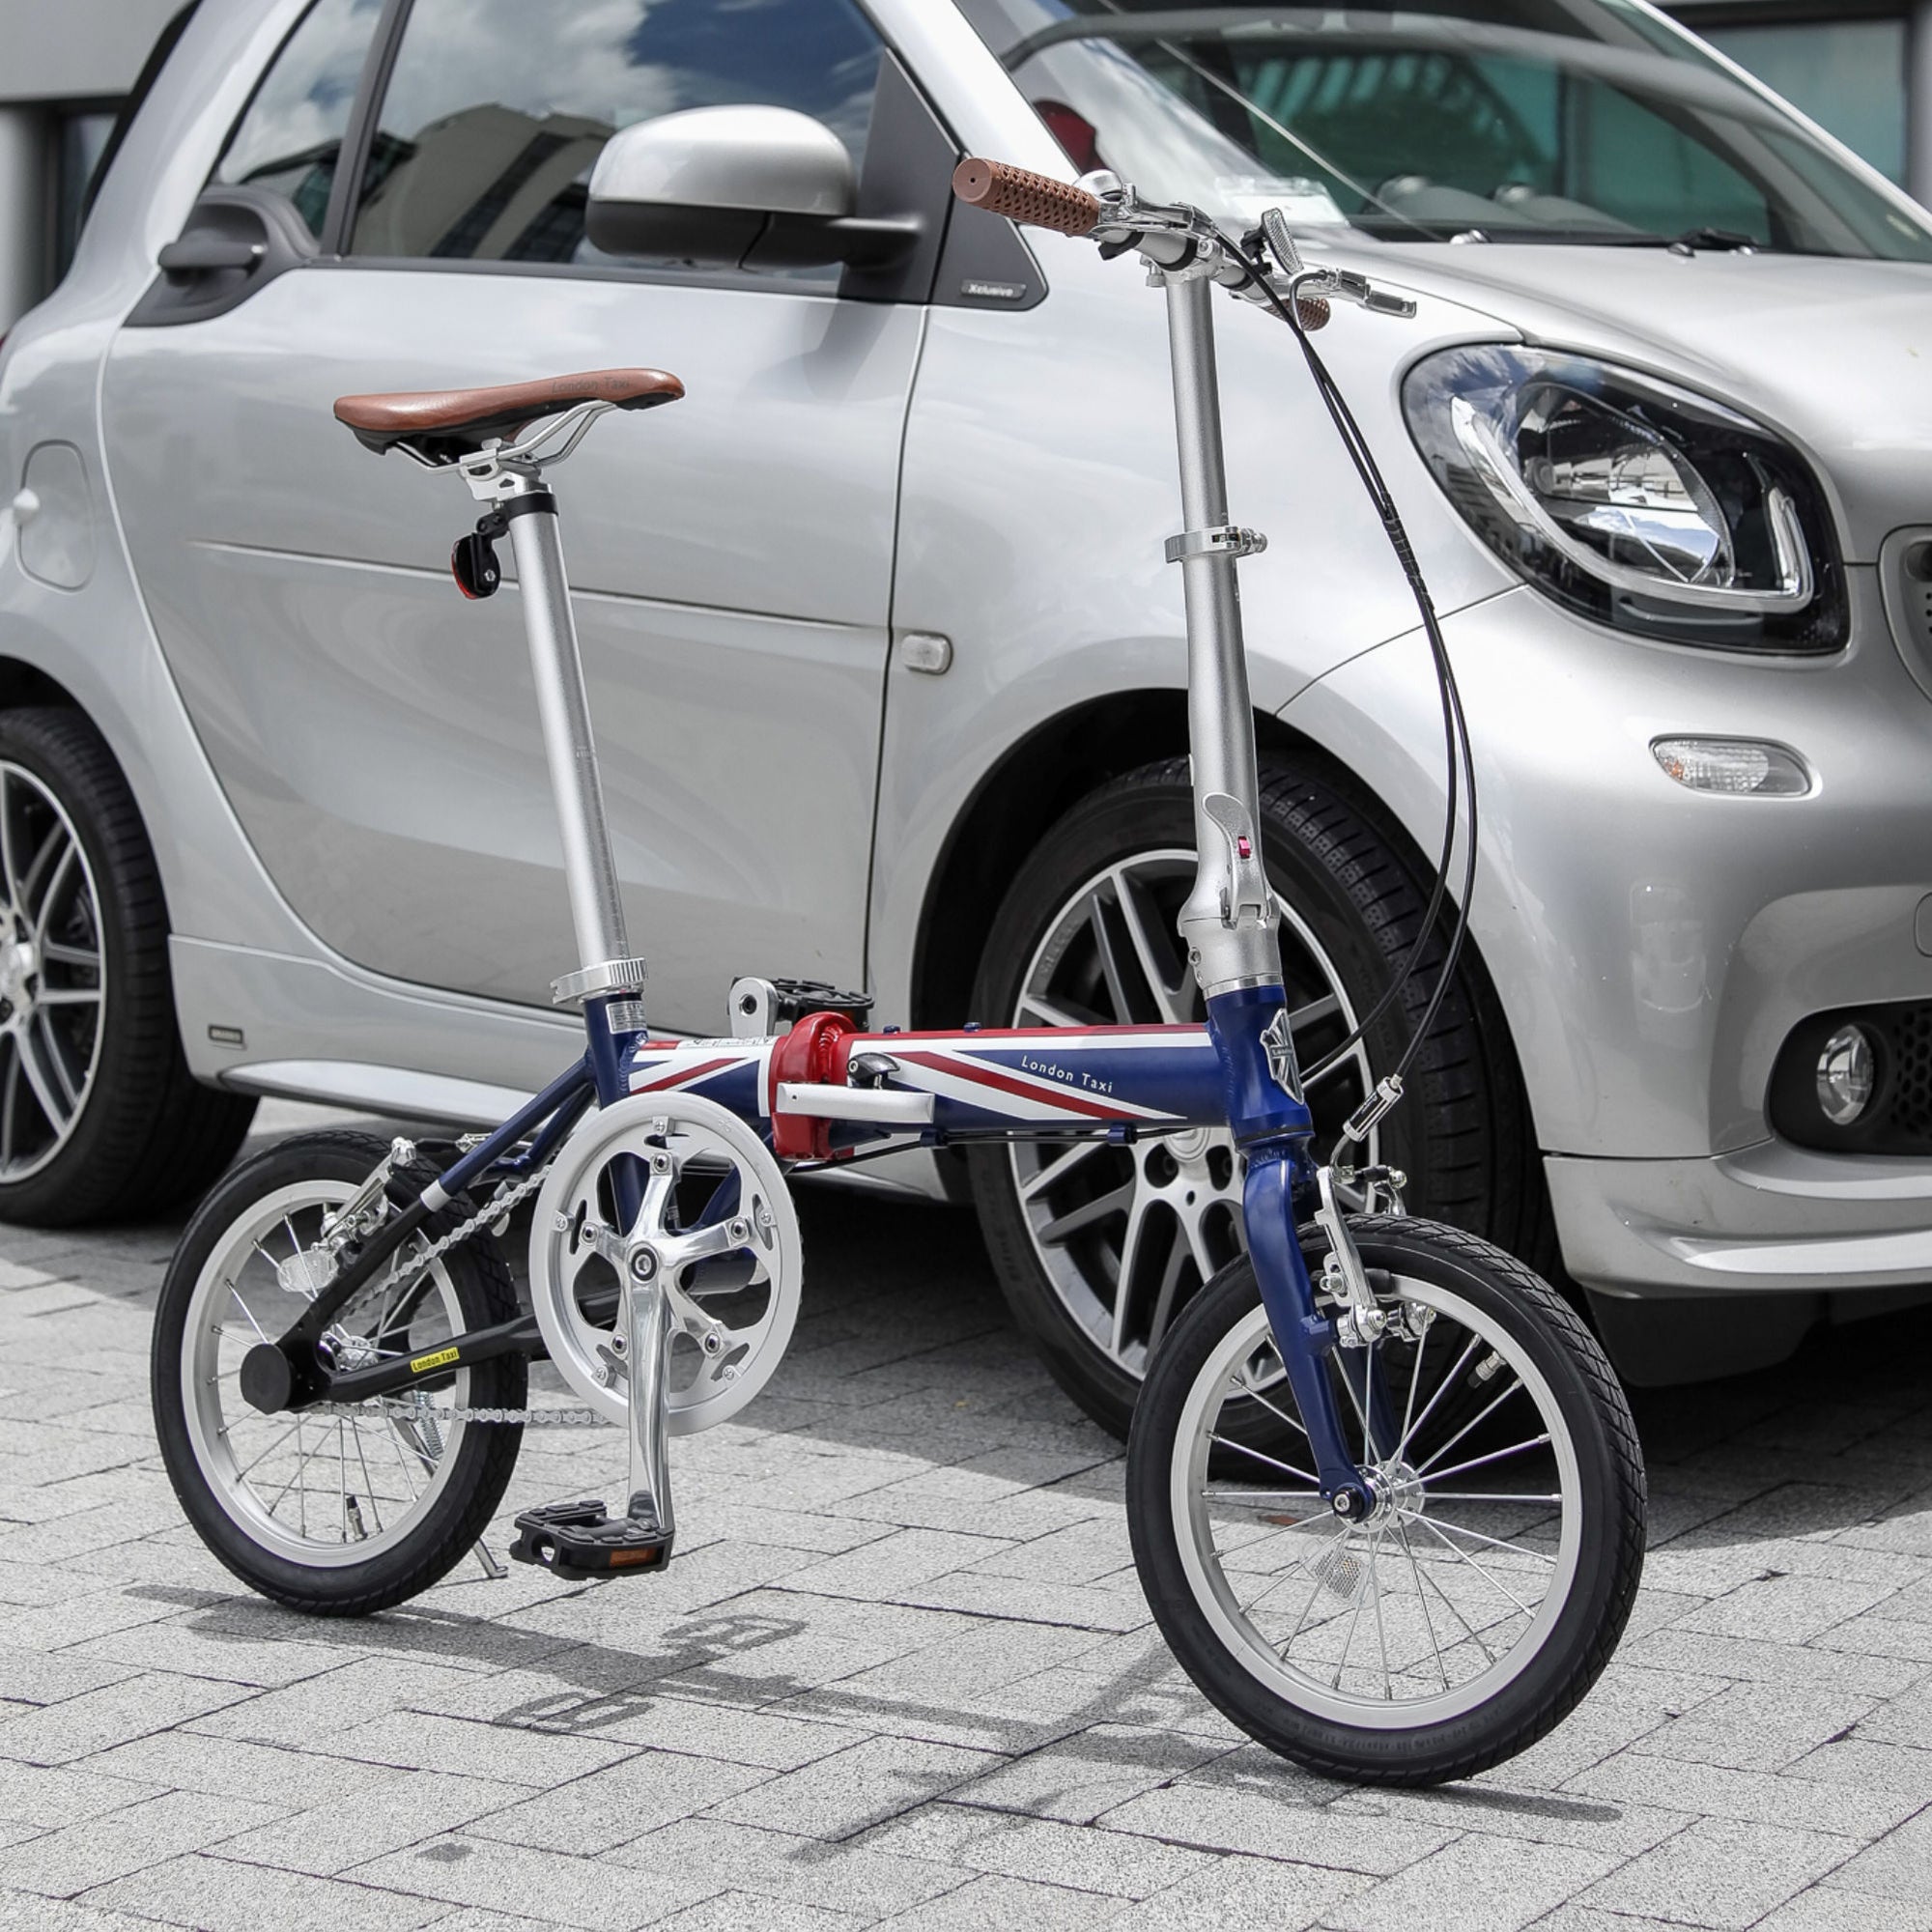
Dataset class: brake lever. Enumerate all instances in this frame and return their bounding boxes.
[1252,205,1418,320]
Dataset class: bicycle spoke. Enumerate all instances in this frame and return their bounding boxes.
[1368,1531,1393,1699]
[1413,1514,1539,1618]
[1232,1373,1312,1442]
[1394,1520,1450,1690]
[350,1417,384,1536]
[1333,1344,1379,1461]
[231,1414,303,1481]
[1419,1513,1558,1564]
[1209,1432,1320,1485]
[1409,1533,1501,1662]
[1331,1565,1370,1688]
[1413,1372,1530,1478]
[1200,1487,1324,1507]
[1391,1332,1482,1464]
[1278,1559,1335,1662]
[1421,1492,1562,1505]
[1420,1435,1553,1488]
[1396,1317,1427,1461]
[228,1288,270,1344]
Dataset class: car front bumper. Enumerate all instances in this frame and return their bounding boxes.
[1289,571,1932,1333]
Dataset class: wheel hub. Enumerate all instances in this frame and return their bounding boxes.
[0,933,39,1018]
[1361,1460,1426,1528]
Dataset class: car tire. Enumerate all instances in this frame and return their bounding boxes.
[0,707,256,1226]
[967,753,1549,1438]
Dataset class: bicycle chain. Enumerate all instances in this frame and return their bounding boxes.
[307,1403,611,1428]
[364,1159,556,1303]
[306,1160,615,1429]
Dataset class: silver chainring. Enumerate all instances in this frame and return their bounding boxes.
[528,1092,801,1435]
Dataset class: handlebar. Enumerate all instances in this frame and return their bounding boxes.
[950,156,1414,335]
[951,157,1101,236]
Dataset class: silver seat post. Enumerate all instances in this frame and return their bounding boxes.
[484,461,670,1538]
[1162,272,1282,1000]
[492,469,631,976]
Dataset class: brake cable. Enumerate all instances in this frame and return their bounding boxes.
[1222,216,1483,1126]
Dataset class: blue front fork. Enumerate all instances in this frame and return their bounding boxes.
[1208,984,1380,1515]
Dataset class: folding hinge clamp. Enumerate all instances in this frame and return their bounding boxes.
[1165,525,1267,564]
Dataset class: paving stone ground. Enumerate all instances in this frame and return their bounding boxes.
[2,1102,1930,1930]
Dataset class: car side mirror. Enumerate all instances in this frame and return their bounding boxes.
[586,104,919,270]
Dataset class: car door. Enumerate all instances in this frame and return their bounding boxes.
[101,0,923,1035]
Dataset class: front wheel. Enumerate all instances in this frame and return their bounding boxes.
[1126,1219,1644,1785]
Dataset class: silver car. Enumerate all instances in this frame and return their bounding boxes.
[4,0,1930,1428]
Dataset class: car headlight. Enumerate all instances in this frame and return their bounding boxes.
[1403,346,1845,652]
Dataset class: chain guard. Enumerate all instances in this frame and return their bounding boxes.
[527,1093,801,1435]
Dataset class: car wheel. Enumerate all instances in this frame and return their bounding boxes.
[0,707,256,1226]
[967,753,1546,1438]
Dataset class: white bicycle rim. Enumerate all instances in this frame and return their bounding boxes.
[181,1179,473,1567]
[1168,1277,1584,1728]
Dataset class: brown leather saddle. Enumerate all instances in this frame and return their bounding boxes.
[332,367,684,460]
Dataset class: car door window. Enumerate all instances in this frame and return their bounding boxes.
[211,0,386,240]
[346,0,886,272]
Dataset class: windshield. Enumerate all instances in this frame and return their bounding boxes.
[954,1,1932,257]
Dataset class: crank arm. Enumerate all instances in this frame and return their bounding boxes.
[581,1216,730,1355]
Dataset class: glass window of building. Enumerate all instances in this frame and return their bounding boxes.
[1698,18,1907,185]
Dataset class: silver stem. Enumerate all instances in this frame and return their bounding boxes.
[1164,273,1281,999]
[504,490,630,972]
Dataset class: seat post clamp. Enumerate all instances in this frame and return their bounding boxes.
[1165,525,1267,564]
[552,957,651,1007]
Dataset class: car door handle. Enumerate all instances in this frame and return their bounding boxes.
[156,236,266,276]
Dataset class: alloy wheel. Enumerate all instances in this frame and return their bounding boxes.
[1008,849,1378,1376]
[0,761,106,1183]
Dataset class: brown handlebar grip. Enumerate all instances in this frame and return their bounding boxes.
[1294,295,1332,331]
[952,157,1101,236]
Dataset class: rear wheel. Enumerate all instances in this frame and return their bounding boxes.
[0,708,255,1225]
[152,1132,525,1614]
[1126,1220,1644,1784]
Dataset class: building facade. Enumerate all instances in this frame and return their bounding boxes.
[0,0,184,332]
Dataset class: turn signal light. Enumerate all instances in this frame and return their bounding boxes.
[1651,737,1809,796]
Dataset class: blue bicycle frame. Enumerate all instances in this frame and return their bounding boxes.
[270,197,1389,1535]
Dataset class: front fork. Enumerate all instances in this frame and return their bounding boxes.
[1208,995,1386,1520]
[1161,264,1385,1517]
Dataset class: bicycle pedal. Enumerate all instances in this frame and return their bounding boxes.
[507,1498,674,1578]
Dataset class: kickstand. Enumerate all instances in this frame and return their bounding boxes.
[472,1539,507,1580]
